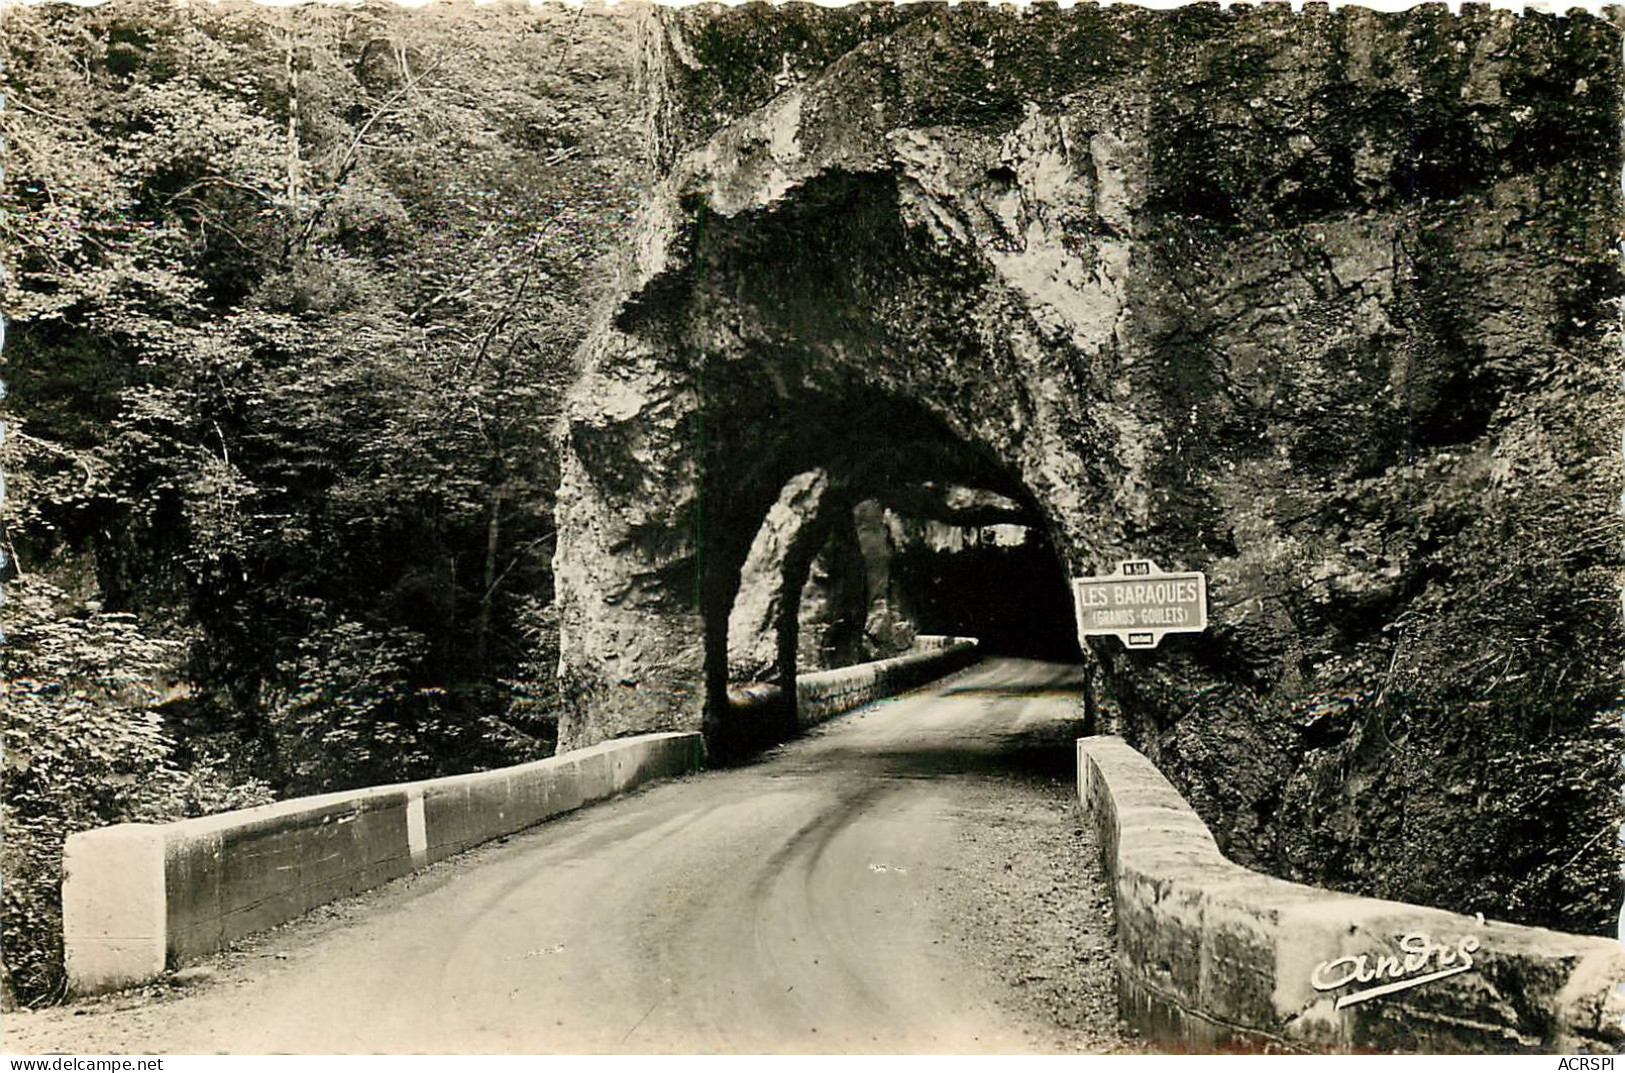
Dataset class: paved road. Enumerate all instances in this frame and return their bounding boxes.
[6,657,1129,1054]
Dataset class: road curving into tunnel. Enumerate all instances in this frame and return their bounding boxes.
[5,658,1136,1055]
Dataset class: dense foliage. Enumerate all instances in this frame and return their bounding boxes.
[1,0,645,1005]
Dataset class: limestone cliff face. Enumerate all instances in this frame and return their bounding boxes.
[556,4,1622,931]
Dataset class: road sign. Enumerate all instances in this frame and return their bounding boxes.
[1072,559,1207,650]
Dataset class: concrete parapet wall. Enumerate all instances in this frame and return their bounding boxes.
[63,732,701,995]
[794,636,979,727]
[724,636,980,733]
[1076,736,1625,1053]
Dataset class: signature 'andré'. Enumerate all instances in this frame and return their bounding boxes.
[1311,933,1482,1011]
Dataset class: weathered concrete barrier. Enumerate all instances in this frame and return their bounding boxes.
[1077,736,1625,1053]
[727,635,980,733]
[62,732,701,995]
[795,635,979,727]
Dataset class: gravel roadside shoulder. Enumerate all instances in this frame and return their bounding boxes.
[933,760,1145,1054]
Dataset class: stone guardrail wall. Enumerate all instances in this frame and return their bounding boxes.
[728,636,980,730]
[1077,735,1625,1053]
[62,732,702,996]
[796,635,979,727]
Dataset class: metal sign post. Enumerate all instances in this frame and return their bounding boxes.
[1073,559,1208,650]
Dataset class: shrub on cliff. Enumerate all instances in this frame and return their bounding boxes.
[0,578,275,1006]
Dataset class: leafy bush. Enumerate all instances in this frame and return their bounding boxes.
[265,618,547,796]
[1,578,275,1006]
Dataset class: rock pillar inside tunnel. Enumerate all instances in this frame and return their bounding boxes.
[853,500,911,658]
[795,515,869,674]
[554,3,1623,933]
[725,467,866,686]
[727,480,1039,688]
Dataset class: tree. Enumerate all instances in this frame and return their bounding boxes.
[1,0,647,1003]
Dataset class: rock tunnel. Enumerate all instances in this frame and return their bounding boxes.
[551,4,1622,931]
[553,162,1128,758]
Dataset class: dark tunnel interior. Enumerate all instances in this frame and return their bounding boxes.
[889,527,1081,663]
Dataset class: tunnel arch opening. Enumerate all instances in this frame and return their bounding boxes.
[702,388,1083,761]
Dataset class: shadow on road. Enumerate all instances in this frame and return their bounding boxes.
[758,718,1092,785]
[934,682,1086,699]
